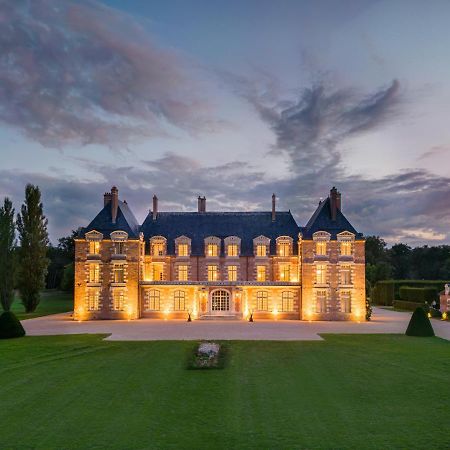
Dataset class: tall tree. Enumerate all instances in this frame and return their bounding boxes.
[16,185,49,313]
[388,243,412,279]
[0,198,16,311]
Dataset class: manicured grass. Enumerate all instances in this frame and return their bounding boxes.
[0,335,449,450]
[10,290,73,320]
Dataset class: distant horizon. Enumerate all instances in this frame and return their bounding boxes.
[1,0,450,246]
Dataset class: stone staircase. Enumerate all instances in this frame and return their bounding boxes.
[198,314,241,321]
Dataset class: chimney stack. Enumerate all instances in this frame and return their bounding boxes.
[330,187,341,221]
[104,191,112,207]
[111,186,119,224]
[152,195,158,221]
[271,193,276,221]
[198,196,206,213]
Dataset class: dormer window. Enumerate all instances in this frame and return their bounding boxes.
[313,231,331,258]
[254,235,270,257]
[276,236,293,257]
[205,236,221,257]
[316,241,327,256]
[85,230,103,256]
[150,236,167,257]
[175,236,191,257]
[337,231,355,257]
[110,231,128,256]
[89,241,100,255]
[340,241,352,256]
[224,236,241,258]
[256,244,266,257]
[207,244,218,257]
[178,244,189,257]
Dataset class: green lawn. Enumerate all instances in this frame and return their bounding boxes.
[1,335,449,449]
[10,290,73,320]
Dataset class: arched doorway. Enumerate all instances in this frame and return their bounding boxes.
[210,290,230,314]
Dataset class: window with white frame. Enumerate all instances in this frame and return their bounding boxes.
[173,290,186,311]
[281,291,294,312]
[145,290,160,311]
[207,265,218,281]
[340,265,351,285]
[316,265,327,284]
[257,265,266,282]
[206,243,219,257]
[178,243,189,257]
[315,290,327,313]
[89,241,100,255]
[316,241,327,256]
[340,241,352,256]
[89,263,100,283]
[340,291,351,313]
[227,244,238,257]
[113,291,125,311]
[278,241,291,257]
[279,264,290,281]
[228,265,237,281]
[113,264,125,283]
[178,265,188,281]
[87,290,100,311]
[256,291,269,311]
[256,244,267,257]
[114,241,125,255]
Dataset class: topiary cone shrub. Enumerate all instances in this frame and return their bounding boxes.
[405,307,435,337]
[0,311,26,339]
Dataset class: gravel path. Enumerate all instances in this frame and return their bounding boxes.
[21,307,450,341]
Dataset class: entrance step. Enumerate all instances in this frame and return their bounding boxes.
[198,314,241,321]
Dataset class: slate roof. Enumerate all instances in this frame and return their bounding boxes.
[302,197,363,239]
[141,211,300,256]
[79,201,140,238]
[78,193,363,249]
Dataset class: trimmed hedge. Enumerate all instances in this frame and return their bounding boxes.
[393,300,426,311]
[372,280,449,306]
[399,287,438,303]
[0,311,26,339]
[405,307,435,337]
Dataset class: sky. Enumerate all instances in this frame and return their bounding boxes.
[1,0,450,245]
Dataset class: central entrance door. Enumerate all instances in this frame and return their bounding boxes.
[211,290,230,314]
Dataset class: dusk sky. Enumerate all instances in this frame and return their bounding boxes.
[1,0,450,244]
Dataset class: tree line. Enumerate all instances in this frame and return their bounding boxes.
[0,185,49,313]
[365,236,450,288]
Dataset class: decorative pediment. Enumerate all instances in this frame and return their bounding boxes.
[337,231,355,242]
[85,230,103,241]
[175,235,191,244]
[150,235,167,243]
[313,231,331,241]
[204,236,221,245]
[224,236,241,245]
[110,230,128,242]
[276,235,293,243]
[253,235,270,244]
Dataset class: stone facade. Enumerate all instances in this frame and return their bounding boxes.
[74,187,365,321]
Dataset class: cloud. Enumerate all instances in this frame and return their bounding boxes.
[0,0,214,148]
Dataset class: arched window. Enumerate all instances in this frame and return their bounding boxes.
[146,290,160,311]
[281,291,294,312]
[256,291,268,311]
[174,290,186,311]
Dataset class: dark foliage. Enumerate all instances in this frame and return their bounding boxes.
[46,230,77,289]
[0,311,25,339]
[16,184,49,313]
[0,198,16,311]
[399,287,438,303]
[405,307,435,337]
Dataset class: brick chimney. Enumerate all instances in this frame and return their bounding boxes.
[104,191,112,207]
[152,195,158,221]
[198,196,206,213]
[271,193,276,222]
[329,187,341,221]
[111,186,119,224]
